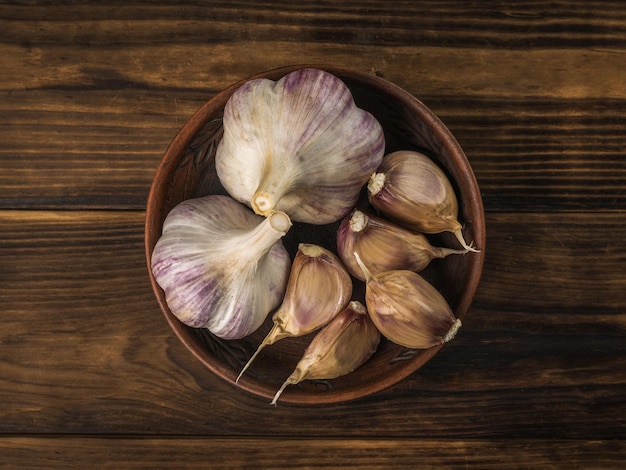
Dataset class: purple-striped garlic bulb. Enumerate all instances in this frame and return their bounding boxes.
[216,68,385,225]
[151,195,291,340]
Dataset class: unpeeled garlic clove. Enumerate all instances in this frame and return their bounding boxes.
[236,243,352,383]
[336,209,471,281]
[216,68,385,225]
[151,195,292,340]
[270,301,380,405]
[368,150,478,252]
[354,252,461,350]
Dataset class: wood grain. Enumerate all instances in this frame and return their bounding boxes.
[1,1,625,466]
[0,437,624,469]
[2,89,625,211]
[1,211,623,439]
[1,4,625,211]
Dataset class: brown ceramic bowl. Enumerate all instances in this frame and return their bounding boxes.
[145,65,485,404]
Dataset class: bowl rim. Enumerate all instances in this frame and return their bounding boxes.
[145,64,485,404]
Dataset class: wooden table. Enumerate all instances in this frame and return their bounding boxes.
[1,2,625,467]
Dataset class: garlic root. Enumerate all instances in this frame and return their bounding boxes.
[443,318,462,343]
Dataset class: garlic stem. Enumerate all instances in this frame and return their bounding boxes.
[229,210,292,267]
[236,323,289,383]
[253,192,275,217]
[271,374,300,406]
[252,194,274,215]
[267,210,292,233]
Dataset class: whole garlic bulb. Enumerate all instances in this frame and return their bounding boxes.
[216,68,385,225]
[151,195,292,340]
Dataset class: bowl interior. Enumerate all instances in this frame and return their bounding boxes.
[145,65,485,404]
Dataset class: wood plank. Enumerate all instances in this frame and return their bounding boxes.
[1,89,625,211]
[2,0,625,98]
[1,3,625,211]
[1,210,624,438]
[0,437,624,469]
[2,1,626,50]
[1,1,624,466]
[3,42,625,100]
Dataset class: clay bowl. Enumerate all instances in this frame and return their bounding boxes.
[145,65,485,405]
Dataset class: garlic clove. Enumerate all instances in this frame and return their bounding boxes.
[151,195,292,340]
[270,301,380,405]
[337,209,471,281]
[216,68,385,225]
[367,150,479,252]
[236,243,352,383]
[353,252,461,350]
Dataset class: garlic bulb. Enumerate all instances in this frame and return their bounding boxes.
[354,252,461,349]
[216,68,385,225]
[271,301,380,405]
[151,195,292,340]
[368,150,478,252]
[337,209,470,281]
[236,243,352,383]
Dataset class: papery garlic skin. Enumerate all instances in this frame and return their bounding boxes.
[216,68,385,225]
[151,195,292,340]
[354,252,461,349]
[271,244,352,336]
[368,150,478,252]
[271,301,380,405]
[337,209,470,281]
[236,243,352,383]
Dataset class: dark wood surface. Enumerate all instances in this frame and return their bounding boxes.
[1,1,624,467]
